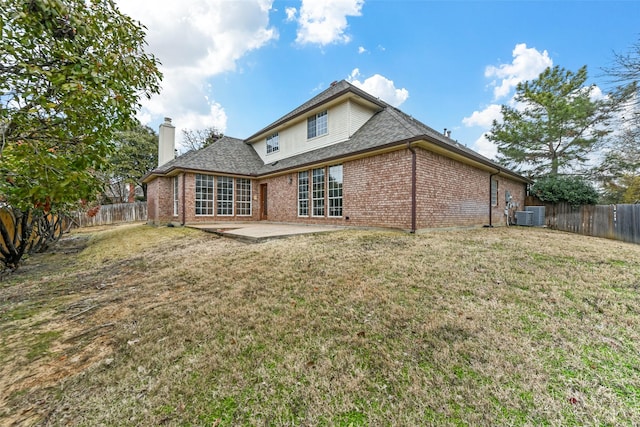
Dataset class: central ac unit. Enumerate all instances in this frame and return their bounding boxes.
[515,211,534,226]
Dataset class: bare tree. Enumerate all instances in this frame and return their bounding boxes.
[181,127,224,154]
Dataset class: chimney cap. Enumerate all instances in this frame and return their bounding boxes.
[163,117,172,124]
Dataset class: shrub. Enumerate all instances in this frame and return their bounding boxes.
[531,175,599,206]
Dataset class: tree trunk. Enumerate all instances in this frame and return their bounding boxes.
[0,207,33,271]
[551,152,559,176]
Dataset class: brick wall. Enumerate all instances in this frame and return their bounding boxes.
[343,150,413,229]
[147,147,526,229]
[251,151,412,228]
[146,177,174,225]
[259,174,296,222]
[146,180,157,224]
[415,148,526,228]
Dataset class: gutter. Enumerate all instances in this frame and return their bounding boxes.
[407,142,417,233]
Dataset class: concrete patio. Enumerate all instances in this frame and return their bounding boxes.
[186,222,342,243]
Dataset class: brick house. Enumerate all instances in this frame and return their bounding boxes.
[143,80,529,232]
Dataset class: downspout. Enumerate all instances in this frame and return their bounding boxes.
[487,170,500,228]
[181,172,186,226]
[407,142,417,233]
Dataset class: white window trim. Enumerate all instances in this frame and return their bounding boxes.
[173,176,179,216]
[307,110,328,140]
[266,132,279,155]
[298,171,310,217]
[236,178,252,217]
[328,164,343,218]
[312,167,325,217]
[491,178,498,207]
[216,176,234,216]
[195,174,215,216]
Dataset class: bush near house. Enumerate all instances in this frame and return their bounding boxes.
[531,175,600,206]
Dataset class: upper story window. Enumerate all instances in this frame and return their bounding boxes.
[266,132,279,154]
[307,110,328,139]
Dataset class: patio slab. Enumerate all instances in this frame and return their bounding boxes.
[186,222,341,243]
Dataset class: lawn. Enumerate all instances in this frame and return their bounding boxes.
[1,223,639,426]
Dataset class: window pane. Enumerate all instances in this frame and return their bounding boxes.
[328,165,343,217]
[173,176,179,216]
[316,111,328,136]
[307,111,328,139]
[312,168,325,217]
[266,132,279,154]
[195,174,215,215]
[298,171,309,216]
[217,176,234,215]
[307,116,316,139]
[491,178,498,206]
[236,178,252,216]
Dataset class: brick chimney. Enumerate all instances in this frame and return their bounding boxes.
[158,117,175,167]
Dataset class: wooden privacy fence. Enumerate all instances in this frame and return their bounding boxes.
[73,202,147,228]
[546,203,640,244]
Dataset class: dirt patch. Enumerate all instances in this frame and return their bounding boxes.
[0,226,188,425]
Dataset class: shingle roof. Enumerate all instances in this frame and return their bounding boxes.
[146,80,528,183]
[152,136,263,176]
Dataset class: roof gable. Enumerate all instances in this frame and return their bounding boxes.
[245,80,385,142]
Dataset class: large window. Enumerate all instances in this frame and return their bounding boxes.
[195,174,215,216]
[298,171,309,217]
[328,165,343,217]
[236,178,252,216]
[217,176,234,216]
[312,167,325,216]
[266,133,279,154]
[491,178,498,206]
[307,110,328,139]
[173,176,179,216]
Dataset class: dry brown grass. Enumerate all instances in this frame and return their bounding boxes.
[1,223,639,426]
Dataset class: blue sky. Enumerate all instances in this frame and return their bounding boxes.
[115,0,640,157]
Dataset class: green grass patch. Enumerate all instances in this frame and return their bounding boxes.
[26,330,62,361]
[1,224,640,425]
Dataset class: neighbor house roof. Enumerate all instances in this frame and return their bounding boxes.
[144,80,530,183]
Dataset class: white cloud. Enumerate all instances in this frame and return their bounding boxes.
[358,46,367,54]
[115,0,277,148]
[473,133,498,159]
[587,85,606,101]
[462,104,502,128]
[347,69,409,107]
[485,43,552,100]
[285,7,297,22]
[295,0,364,45]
